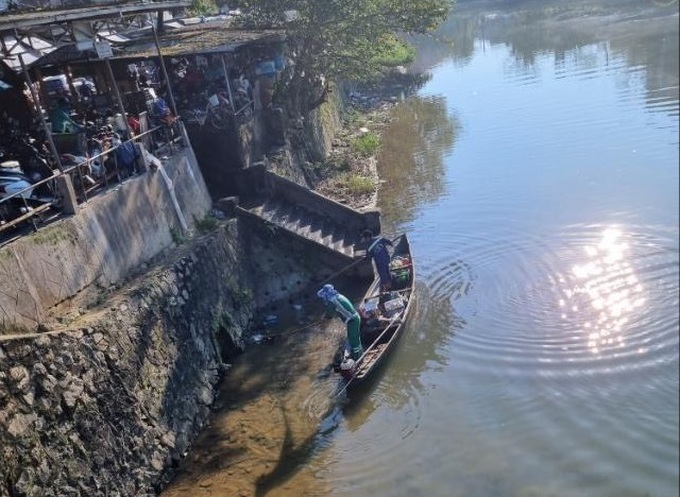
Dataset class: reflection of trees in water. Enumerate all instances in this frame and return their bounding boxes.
[377,96,458,228]
[612,28,679,113]
[410,0,678,116]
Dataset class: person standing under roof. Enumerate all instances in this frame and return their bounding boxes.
[317,284,363,360]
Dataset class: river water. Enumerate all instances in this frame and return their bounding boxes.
[162,2,679,496]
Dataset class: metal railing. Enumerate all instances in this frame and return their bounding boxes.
[0,122,182,236]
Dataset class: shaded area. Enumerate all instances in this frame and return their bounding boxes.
[160,283,368,497]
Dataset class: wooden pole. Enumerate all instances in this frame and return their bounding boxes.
[220,54,236,113]
[151,22,178,116]
[16,52,64,171]
[103,56,133,138]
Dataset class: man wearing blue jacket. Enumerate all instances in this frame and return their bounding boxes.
[361,230,394,292]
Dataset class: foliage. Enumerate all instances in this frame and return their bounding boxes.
[336,173,375,195]
[188,0,217,16]
[351,132,381,157]
[170,226,185,245]
[233,0,450,111]
[372,37,416,67]
[195,214,219,234]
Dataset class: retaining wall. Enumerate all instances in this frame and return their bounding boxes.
[0,145,212,332]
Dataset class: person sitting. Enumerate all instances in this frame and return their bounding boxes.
[152,95,175,126]
[49,98,83,134]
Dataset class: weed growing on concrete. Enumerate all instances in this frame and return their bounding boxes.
[170,227,185,245]
[195,215,218,234]
[27,224,78,246]
[225,275,253,309]
[212,309,234,330]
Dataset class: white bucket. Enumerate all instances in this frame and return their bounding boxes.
[208,94,220,107]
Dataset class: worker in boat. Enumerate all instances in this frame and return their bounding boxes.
[360,230,394,293]
[317,284,363,360]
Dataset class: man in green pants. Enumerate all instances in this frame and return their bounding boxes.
[317,284,363,360]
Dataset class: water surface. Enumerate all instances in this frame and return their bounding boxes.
[163,2,679,496]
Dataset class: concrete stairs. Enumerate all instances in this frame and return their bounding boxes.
[226,165,381,266]
[239,197,356,258]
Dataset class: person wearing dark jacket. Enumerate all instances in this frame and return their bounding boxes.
[361,230,394,292]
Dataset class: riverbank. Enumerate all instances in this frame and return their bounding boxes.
[312,92,400,212]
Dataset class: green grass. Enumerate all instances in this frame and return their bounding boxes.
[351,132,380,157]
[337,173,375,195]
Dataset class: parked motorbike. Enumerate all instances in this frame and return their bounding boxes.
[0,132,57,200]
[0,160,43,222]
[0,133,62,224]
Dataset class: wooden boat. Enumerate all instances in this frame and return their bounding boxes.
[337,233,415,391]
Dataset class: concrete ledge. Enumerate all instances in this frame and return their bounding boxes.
[0,148,212,331]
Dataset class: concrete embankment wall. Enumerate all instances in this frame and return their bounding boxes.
[0,222,257,496]
[0,214,350,496]
[0,145,212,331]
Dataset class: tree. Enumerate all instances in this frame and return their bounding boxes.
[235,0,451,112]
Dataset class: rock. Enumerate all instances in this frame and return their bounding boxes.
[8,412,37,437]
[9,366,30,392]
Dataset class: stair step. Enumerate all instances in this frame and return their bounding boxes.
[240,196,358,260]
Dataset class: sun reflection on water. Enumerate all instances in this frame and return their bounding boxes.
[560,228,646,355]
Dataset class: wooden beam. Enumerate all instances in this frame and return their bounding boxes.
[0,1,192,32]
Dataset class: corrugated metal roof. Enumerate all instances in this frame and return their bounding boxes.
[1,34,56,70]
[116,24,285,59]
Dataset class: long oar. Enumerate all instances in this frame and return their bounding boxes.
[261,319,324,340]
[321,256,367,283]
[334,311,403,397]
[321,233,403,284]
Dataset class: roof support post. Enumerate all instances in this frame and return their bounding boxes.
[17,51,64,172]
[103,56,133,137]
[151,22,177,117]
[220,54,236,114]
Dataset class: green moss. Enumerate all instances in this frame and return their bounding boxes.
[27,224,77,246]
[170,226,185,245]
